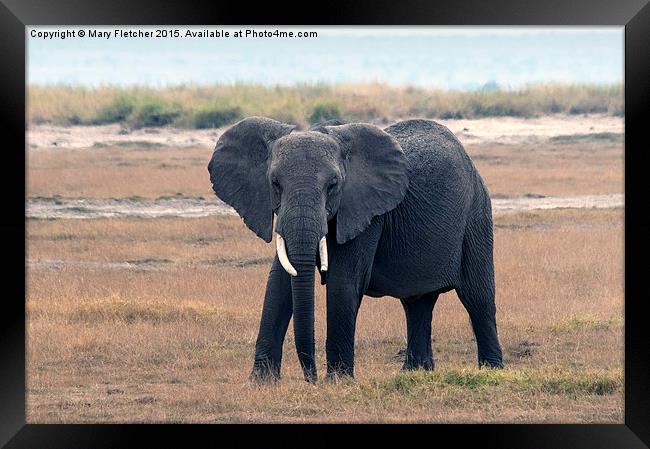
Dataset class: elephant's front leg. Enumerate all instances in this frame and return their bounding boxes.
[250,257,292,382]
[325,282,363,379]
[324,219,382,380]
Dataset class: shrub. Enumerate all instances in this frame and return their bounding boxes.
[129,98,182,128]
[440,110,464,120]
[192,106,243,129]
[346,106,381,122]
[66,114,84,125]
[267,109,301,127]
[309,102,342,124]
[93,95,135,124]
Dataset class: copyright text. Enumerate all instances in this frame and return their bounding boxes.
[29,28,319,40]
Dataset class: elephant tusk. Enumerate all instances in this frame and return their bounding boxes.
[319,236,328,272]
[275,232,297,277]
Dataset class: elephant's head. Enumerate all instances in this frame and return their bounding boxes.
[207,116,409,381]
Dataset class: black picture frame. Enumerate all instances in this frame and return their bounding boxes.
[3,0,649,447]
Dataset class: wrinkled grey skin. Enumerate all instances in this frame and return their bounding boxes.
[208,116,503,382]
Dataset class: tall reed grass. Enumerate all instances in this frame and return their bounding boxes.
[28,83,623,128]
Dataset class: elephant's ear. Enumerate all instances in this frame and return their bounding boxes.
[325,123,409,244]
[208,117,295,243]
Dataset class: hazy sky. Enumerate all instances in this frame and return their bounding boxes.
[27,26,623,90]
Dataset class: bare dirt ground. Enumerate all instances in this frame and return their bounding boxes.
[28,114,623,150]
[26,138,623,199]
[25,114,624,423]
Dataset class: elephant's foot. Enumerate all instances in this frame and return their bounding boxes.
[249,369,280,384]
[325,360,354,381]
[478,357,504,369]
[299,363,318,383]
[250,359,281,384]
[324,371,354,383]
[402,353,434,371]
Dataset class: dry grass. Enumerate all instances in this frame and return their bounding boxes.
[469,141,623,196]
[25,112,624,422]
[26,208,623,423]
[27,216,262,264]
[28,83,623,128]
[26,139,622,199]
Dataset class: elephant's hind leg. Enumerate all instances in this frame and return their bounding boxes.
[400,292,439,370]
[456,217,504,368]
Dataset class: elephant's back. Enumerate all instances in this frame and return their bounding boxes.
[385,119,457,147]
[385,119,476,195]
[384,119,470,171]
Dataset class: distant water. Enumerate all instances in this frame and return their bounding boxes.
[27,27,623,89]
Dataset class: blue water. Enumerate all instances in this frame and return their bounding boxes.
[27,27,623,90]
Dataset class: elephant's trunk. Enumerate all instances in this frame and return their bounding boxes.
[275,191,327,382]
[287,235,318,382]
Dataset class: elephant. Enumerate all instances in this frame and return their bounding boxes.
[207,116,503,382]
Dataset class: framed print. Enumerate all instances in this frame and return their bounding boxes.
[2,0,649,446]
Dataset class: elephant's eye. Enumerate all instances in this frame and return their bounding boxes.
[271,178,281,192]
[327,177,338,193]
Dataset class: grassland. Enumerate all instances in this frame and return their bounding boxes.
[25,103,624,422]
[26,208,623,423]
[28,83,623,129]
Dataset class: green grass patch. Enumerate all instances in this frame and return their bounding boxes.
[378,369,505,396]
[350,368,622,400]
[537,372,621,395]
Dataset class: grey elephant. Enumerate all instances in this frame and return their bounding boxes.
[207,116,503,382]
